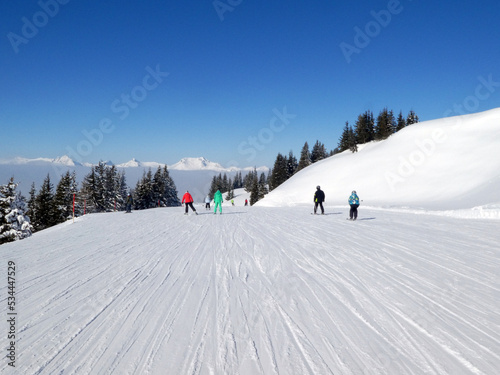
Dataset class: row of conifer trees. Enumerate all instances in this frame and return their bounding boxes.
[0,162,182,243]
[262,108,420,205]
[337,108,419,153]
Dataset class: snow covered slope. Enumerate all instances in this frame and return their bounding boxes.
[258,108,500,211]
[1,205,499,374]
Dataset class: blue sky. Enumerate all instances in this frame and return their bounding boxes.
[1,0,499,168]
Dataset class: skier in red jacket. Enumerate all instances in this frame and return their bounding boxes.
[182,191,198,215]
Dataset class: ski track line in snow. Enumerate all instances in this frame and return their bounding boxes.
[0,206,499,374]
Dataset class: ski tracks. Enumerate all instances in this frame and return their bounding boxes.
[1,206,499,374]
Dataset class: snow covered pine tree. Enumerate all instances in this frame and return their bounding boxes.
[0,178,33,244]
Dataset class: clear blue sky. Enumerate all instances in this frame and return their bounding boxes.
[1,0,499,168]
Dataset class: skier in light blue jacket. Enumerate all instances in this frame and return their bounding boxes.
[348,190,360,220]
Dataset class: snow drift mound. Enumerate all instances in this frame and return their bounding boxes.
[258,108,500,210]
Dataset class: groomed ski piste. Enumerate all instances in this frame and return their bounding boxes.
[1,109,500,374]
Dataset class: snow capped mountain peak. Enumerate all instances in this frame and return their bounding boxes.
[52,155,80,166]
[116,158,165,168]
[0,155,80,166]
[117,158,142,168]
[169,157,227,171]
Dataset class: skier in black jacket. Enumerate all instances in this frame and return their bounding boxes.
[125,194,133,213]
[314,185,325,214]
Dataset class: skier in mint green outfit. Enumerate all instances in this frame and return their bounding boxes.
[213,190,223,214]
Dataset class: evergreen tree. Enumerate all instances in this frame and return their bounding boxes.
[153,166,165,207]
[238,172,244,188]
[249,171,259,206]
[355,110,375,144]
[310,140,328,163]
[210,172,230,196]
[375,108,396,140]
[269,153,288,191]
[26,182,37,225]
[161,165,181,206]
[221,173,229,193]
[95,161,108,209]
[33,174,57,230]
[286,150,298,178]
[132,166,180,209]
[258,172,268,200]
[80,167,105,213]
[104,165,123,211]
[209,175,218,198]
[338,122,351,152]
[134,169,155,209]
[389,109,396,133]
[396,111,406,131]
[297,141,311,172]
[79,163,129,213]
[0,178,33,244]
[243,170,256,192]
[116,170,128,209]
[348,125,358,153]
[406,110,419,125]
[225,178,234,200]
[231,172,242,189]
[53,171,78,223]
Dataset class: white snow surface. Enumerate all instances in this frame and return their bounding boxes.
[1,203,499,374]
[258,108,500,212]
[1,109,499,374]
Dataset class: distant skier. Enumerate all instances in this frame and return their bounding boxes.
[213,189,223,214]
[205,195,211,210]
[244,199,248,206]
[125,193,133,213]
[314,185,325,215]
[231,199,235,206]
[348,190,360,220]
[182,191,198,215]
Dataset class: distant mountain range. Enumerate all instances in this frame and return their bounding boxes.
[0,156,268,173]
[0,155,87,167]
[0,156,269,201]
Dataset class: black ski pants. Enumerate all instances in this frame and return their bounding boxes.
[185,202,196,213]
[349,204,359,219]
[314,202,324,214]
